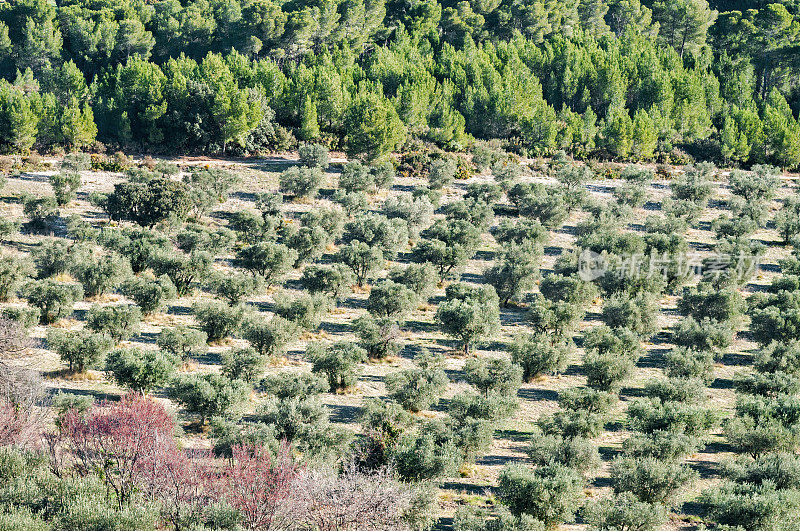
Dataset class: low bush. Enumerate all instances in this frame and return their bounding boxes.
[193,301,246,342]
[309,341,367,392]
[106,347,177,393]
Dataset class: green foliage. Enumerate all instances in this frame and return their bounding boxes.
[156,325,208,360]
[20,279,82,324]
[309,341,367,392]
[47,328,114,373]
[70,252,132,297]
[412,219,481,281]
[484,243,540,306]
[192,301,246,342]
[169,372,250,424]
[336,241,384,287]
[298,143,329,169]
[511,333,573,381]
[22,195,58,232]
[148,251,211,296]
[205,270,262,304]
[106,347,176,393]
[498,463,584,527]
[0,253,32,302]
[86,304,142,341]
[105,178,192,227]
[221,347,266,384]
[527,427,600,475]
[300,264,354,302]
[527,294,585,340]
[353,314,401,360]
[436,283,500,354]
[279,166,323,198]
[273,292,332,330]
[49,171,81,206]
[260,371,328,399]
[583,492,666,531]
[240,314,298,358]
[385,350,448,412]
[236,242,297,284]
[463,356,523,397]
[611,456,697,505]
[366,280,417,319]
[601,293,658,338]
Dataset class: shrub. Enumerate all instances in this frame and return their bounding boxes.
[300,264,354,301]
[448,392,519,423]
[342,214,407,258]
[382,193,434,238]
[584,350,636,392]
[298,143,329,169]
[527,428,600,475]
[412,219,482,281]
[156,326,208,360]
[538,408,608,439]
[105,178,192,227]
[559,387,617,414]
[444,198,494,230]
[644,377,706,404]
[86,304,142,341]
[385,350,448,412]
[611,456,697,505]
[106,347,177,393]
[391,421,461,481]
[729,167,778,202]
[336,241,384,287]
[184,167,240,215]
[47,328,114,373]
[511,333,572,381]
[672,317,733,351]
[464,356,523,397]
[149,251,212,296]
[526,294,584,339]
[1,306,40,330]
[748,290,800,345]
[70,252,132,297]
[484,243,540,306]
[583,492,666,531]
[664,347,715,383]
[508,182,569,228]
[539,274,597,306]
[491,219,548,248]
[175,224,236,255]
[353,315,401,360]
[754,340,800,376]
[627,397,717,438]
[49,171,82,206]
[229,210,274,244]
[279,166,323,198]
[333,189,369,215]
[241,315,298,358]
[498,463,584,527]
[22,195,59,232]
[671,164,714,203]
[168,372,250,424]
[205,271,262,304]
[31,238,73,279]
[388,263,436,300]
[339,160,374,193]
[622,431,701,462]
[120,274,177,314]
[775,197,800,244]
[273,293,332,330]
[253,395,349,456]
[193,301,246,342]
[601,293,658,338]
[235,242,297,284]
[0,254,32,302]
[435,283,500,354]
[309,341,367,392]
[221,347,267,384]
[700,481,800,531]
[366,280,417,319]
[260,371,328,399]
[428,158,457,189]
[724,394,800,457]
[99,226,171,274]
[20,279,83,324]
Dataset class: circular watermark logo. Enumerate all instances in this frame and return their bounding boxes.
[577,249,607,281]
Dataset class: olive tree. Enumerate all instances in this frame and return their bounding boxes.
[47,328,114,373]
[20,279,83,324]
[86,304,142,341]
[435,283,500,355]
[385,350,449,412]
[106,347,177,394]
[309,341,367,392]
[510,333,573,381]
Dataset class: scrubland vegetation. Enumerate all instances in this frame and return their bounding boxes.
[2,0,800,528]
